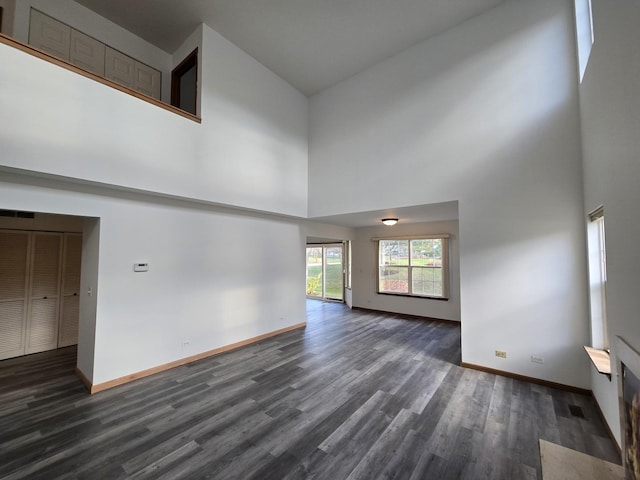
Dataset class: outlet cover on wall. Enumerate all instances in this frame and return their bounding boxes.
[495,350,507,358]
[531,355,544,364]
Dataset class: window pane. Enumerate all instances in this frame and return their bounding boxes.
[411,239,442,266]
[380,240,409,267]
[306,247,322,297]
[325,247,343,300]
[412,266,442,296]
[379,266,408,293]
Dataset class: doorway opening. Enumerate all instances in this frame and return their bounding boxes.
[0,210,98,391]
[306,244,344,302]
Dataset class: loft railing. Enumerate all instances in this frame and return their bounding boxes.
[0,33,201,124]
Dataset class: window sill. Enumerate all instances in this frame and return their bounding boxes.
[377,292,449,301]
[584,346,612,380]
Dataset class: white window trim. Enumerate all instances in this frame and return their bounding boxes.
[376,235,450,300]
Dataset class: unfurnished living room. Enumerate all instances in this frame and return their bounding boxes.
[0,0,638,479]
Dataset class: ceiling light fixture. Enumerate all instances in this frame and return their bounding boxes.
[382,218,398,226]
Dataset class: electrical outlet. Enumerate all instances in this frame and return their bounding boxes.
[531,355,544,364]
[182,340,190,349]
[495,350,507,358]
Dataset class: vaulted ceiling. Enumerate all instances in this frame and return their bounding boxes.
[74,0,506,96]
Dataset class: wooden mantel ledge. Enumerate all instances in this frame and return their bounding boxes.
[584,346,612,379]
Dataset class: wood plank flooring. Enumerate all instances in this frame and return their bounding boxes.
[0,300,620,479]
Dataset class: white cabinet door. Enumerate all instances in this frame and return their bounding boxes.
[58,234,82,348]
[105,46,136,89]
[0,231,30,361]
[70,29,105,76]
[28,9,70,61]
[25,233,62,355]
[135,61,161,100]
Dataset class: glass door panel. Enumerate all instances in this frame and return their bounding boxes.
[306,247,323,298]
[306,244,344,302]
[324,246,343,301]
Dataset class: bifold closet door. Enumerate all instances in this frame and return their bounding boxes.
[58,234,82,347]
[0,231,30,360]
[25,233,62,355]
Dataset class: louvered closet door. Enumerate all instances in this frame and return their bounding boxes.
[58,234,82,348]
[0,231,30,360]
[25,233,62,355]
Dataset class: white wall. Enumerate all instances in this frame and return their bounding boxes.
[579,0,640,446]
[0,172,307,385]
[78,216,99,382]
[309,0,589,387]
[11,0,173,101]
[0,22,308,217]
[352,220,460,321]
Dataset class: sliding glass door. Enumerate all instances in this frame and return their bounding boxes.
[306,244,344,301]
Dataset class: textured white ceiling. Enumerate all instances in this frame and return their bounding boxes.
[74,0,505,96]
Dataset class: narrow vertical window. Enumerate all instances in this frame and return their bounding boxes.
[575,0,595,82]
[346,241,352,289]
[587,206,608,350]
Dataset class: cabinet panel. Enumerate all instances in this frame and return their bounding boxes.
[70,29,105,76]
[26,298,59,353]
[58,234,82,347]
[26,233,62,355]
[0,231,30,301]
[28,9,70,61]
[0,231,30,360]
[30,234,62,298]
[0,301,26,360]
[105,47,135,89]
[135,61,161,100]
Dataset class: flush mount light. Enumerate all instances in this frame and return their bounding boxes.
[381,218,398,226]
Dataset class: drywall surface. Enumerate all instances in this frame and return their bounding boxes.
[352,220,460,321]
[78,216,99,382]
[0,172,307,385]
[11,0,172,101]
[309,0,589,387]
[199,24,308,215]
[0,23,308,217]
[579,0,640,446]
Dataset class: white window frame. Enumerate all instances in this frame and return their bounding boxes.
[346,240,352,289]
[587,207,608,350]
[374,234,450,300]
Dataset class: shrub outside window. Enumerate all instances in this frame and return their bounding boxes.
[378,236,449,299]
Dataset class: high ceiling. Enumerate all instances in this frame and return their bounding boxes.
[74,0,505,96]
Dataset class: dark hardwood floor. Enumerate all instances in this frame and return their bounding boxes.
[0,300,619,479]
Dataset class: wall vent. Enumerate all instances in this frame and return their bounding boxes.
[0,210,35,219]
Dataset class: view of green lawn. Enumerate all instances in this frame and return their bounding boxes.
[306,263,343,299]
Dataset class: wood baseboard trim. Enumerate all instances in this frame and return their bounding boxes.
[75,367,92,391]
[460,362,591,395]
[352,306,460,325]
[88,322,306,394]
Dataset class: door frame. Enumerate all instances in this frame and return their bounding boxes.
[306,243,345,303]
